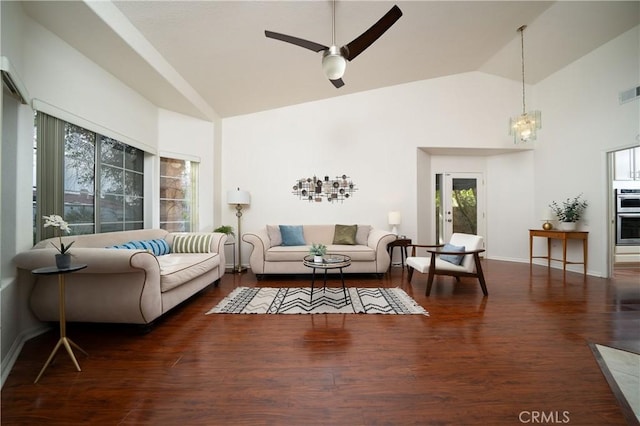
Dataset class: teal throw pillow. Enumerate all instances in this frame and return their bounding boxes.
[279,225,306,246]
[440,243,466,265]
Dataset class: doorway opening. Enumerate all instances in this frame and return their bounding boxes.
[609,146,640,278]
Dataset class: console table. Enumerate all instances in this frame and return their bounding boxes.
[31,264,88,383]
[224,240,236,272]
[529,229,588,277]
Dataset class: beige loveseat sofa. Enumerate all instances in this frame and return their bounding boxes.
[13,229,227,325]
[243,224,395,277]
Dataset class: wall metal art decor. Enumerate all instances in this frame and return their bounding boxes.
[292,175,357,202]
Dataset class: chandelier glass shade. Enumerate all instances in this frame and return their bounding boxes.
[510,110,541,143]
[509,25,541,144]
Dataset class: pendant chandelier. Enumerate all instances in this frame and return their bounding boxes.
[509,25,541,143]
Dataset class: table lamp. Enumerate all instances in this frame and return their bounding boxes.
[388,211,401,235]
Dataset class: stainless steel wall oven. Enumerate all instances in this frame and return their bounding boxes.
[616,189,640,245]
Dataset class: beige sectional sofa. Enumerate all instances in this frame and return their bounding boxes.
[13,229,227,325]
[243,224,395,277]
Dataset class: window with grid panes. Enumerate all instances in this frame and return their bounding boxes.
[159,157,197,232]
[34,112,145,241]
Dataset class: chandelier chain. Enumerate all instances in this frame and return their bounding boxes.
[519,25,527,114]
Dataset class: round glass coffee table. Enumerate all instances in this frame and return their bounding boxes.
[303,254,352,303]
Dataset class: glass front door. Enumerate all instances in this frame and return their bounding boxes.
[436,173,485,244]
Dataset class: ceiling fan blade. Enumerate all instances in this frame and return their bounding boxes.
[342,5,402,61]
[330,78,345,88]
[265,30,328,53]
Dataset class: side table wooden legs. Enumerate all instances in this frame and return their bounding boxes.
[528,230,588,279]
[35,273,88,384]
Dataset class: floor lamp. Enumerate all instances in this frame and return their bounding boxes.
[227,188,251,273]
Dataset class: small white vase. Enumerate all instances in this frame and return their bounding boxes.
[313,255,323,263]
[559,222,577,231]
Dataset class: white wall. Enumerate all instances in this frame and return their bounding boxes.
[22,18,158,151]
[0,0,45,386]
[222,71,531,265]
[223,26,639,276]
[486,151,535,262]
[535,25,640,276]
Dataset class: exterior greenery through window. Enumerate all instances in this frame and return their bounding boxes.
[160,157,197,232]
[34,112,145,241]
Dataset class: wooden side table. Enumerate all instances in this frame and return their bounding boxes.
[31,264,88,383]
[529,229,588,278]
[224,240,236,272]
[387,238,412,270]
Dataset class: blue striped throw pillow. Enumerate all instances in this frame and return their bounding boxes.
[110,239,170,256]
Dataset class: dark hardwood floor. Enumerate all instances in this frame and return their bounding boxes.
[2,260,639,425]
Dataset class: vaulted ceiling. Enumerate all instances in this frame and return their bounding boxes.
[22,1,640,119]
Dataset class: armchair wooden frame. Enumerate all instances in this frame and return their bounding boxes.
[407,244,488,296]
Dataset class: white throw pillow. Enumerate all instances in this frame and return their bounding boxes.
[172,234,212,253]
[355,225,371,245]
[267,225,282,246]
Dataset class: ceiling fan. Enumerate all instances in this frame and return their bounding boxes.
[265,2,402,88]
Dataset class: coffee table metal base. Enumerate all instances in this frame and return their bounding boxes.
[303,255,352,304]
[310,267,349,303]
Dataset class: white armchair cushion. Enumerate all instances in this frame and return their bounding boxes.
[406,233,483,274]
[406,256,468,273]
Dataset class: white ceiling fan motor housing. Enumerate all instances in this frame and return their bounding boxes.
[322,45,347,80]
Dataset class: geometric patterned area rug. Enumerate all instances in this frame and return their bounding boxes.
[206,287,428,315]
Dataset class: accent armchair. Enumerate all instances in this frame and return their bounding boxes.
[406,233,487,296]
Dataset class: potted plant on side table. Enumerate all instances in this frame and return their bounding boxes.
[214,225,235,241]
[43,214,74,269]
[549,194,588,231]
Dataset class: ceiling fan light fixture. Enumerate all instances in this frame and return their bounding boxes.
[265,3,401,87]
[322,46,347,80]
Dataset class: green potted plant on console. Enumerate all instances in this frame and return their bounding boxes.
[549,194,588,231]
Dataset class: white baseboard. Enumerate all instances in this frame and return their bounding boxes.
[484,255,602,277]
[487,255,528,264]
[1,324,50,388]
